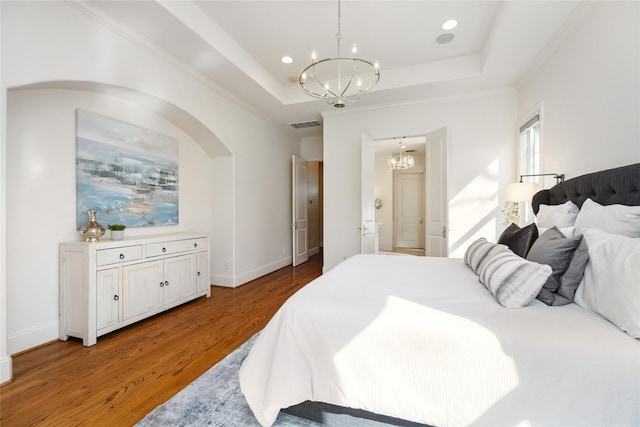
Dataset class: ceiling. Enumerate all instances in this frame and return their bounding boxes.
[87,1,583,138]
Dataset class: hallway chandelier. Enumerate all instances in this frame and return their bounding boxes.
[387,140,414,170]
[299,0,380,108]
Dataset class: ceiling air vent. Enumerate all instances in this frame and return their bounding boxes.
[289,120,321,129]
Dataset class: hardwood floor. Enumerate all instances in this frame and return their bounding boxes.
[0,252,323,426]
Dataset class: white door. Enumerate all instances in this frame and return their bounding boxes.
[292,155,309,266]
[395,171,425,248]
[425,128,448,256]
[361,133,377,253]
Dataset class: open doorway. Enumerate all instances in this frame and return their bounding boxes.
[374,137,426,255]
[368,128,448,257]
[292,156,323,266]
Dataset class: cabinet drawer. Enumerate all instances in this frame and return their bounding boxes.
[145,238,207,257]
[97,245,143,266]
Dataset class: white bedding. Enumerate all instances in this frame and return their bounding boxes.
[239,254,640,427]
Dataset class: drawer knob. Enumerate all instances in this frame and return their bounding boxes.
[119,253,125,259]
[165,280,169,286]
[197,271,201,276]
[160,282,164,287]
[194,243,198,248]
[113,294,119,301]
[162,247,167,253]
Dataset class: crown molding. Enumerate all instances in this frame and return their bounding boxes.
[64,1,299,139]
[516,1,595,90]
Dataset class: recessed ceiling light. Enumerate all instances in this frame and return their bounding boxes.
[442,19,458,31]
[281,56,293,64]
[436,33,455,44]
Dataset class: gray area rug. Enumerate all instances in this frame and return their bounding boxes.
[137,334,427,427]
[136,334,317,427]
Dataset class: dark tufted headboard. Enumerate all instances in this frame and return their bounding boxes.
[532,163,640,215]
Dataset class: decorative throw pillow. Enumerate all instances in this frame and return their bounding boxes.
[497,223,538,258]
[464,238,509,274]
[556,236,589,303]
[536,200,580,228]
[478,249,552,309]
[538,226,576,238]
[573,228,640,338]
[526,227,588,306]
[574,198,640,238]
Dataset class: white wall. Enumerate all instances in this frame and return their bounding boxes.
[0,0,298,368]
[6,89,212,353]
[518,1,640,177]
[323,89,518,271]
[301,136,323,162]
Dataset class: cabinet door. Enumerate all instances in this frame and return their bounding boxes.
[196,251,209,293]
[96,268,120,330]
[163,254,196,305]
[122,260,163,321]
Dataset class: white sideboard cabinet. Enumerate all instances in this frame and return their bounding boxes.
[60,232,210,346]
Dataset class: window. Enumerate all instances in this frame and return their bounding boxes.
[519,112,541,223]
[519,113,541,182]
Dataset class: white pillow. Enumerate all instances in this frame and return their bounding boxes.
[574,228,640,338]
[574,198,640,238]
[536,200,579,228]
[478,249,552,309]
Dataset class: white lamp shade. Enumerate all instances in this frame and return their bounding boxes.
[505,182,536,202]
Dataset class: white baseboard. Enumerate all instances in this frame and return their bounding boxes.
[211,272,235,287]
[214,253,319,288]
[235,256,291,287]
[0,355,12,384]
[8,320,58,355]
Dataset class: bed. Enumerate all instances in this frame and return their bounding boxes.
[240,163,640,427]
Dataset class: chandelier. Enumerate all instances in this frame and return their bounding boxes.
[387,141,414,170]
[299,0,380,108]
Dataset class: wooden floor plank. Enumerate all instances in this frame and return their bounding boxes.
[0,253,322,426]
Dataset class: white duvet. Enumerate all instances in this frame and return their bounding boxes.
[239,254,640,427]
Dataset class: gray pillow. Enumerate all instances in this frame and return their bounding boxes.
[526,227,588,306]
[556,237,589,303]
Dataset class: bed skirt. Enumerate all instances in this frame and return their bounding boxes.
[284,401,433,427]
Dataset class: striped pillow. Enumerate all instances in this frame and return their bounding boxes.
[478,250,552,308]
[464,238,509,274]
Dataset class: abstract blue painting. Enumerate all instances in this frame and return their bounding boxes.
[76,109,179,229]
